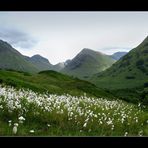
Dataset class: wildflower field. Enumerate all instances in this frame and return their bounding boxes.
[0,84,148,136]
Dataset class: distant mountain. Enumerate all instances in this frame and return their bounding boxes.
[0,40,39,73]
[91,36,148,90]
[28,54,52,71]
[52,62,65,72]
[64,59,71,66]
[61,48,116,79]
[0,39,55,73]
[111,52,128,60]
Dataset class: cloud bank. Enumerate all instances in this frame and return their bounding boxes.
[0,27,37,49]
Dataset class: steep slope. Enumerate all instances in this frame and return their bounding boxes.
[0,40,39,73]
[61,48,116,79]
[91,36,148,89]
[111,52,128,60]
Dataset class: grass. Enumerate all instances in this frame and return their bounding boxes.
[89,38,148,104]
[0,69,113,99]
[0,69,148,136]
[0,85,148,136]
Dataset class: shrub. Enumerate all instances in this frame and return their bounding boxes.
[144,82,148,88]
[125,76,135,79]
[0,78,3,83]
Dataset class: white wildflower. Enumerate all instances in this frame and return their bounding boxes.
[13,123,19,134]
[18,116,25,123]
[107,120,112,125]
[0,105,3,109]
[8,120,12,126]
[83,122,87,127]
[138,130,143,136]
[47,124,51,127]
[30,130,35,133]
[124,132,128,136]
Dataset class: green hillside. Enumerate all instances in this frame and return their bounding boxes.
[0,40,39,73]
[62,48,116,79]
[90,36,148,104]
[0,69,113,99]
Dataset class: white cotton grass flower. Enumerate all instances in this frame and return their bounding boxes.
[13,123,19,134]
[0,105,3,109]
[47,124,51,127]
[18,116,25,121]
[135,119,138,123]
[8,120,12,126]
[111,125,114,130]
[14,123,19,126]
[18,116,25,123]
[0,84,146,136]
[30,130,35,133]
[138,130,143,136]
[107,120,112,125]
[124,132,128,136]
[83,123,87,128]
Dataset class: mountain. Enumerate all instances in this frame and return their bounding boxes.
[90,36,148,103]
[111,52,128,60]
[0,40,39,73]
[0,39,55,72]
[52,62,65,72]
[61,48,116,79]
[64,59,71,66]
[91,36,148,89]
[28,54,52,71]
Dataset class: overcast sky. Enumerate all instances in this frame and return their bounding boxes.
[0,11,148,64]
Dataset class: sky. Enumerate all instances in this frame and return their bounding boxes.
[0,11,148,64]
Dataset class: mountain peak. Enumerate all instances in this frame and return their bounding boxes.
[31,54,43,58]
[31,54,50,63]
[80,48,104,56]
[136,35,148,49]
[81,48,93,52]
[62,48,115,79]
[0,39,13,50]
[30,55,52,68]
[0,39,7,44]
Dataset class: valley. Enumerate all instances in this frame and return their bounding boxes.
[0,36,148,136]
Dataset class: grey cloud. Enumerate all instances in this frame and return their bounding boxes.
[0,27,38,49]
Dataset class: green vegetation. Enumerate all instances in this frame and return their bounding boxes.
[90,36,148,105]
[0,85,148,136]
[0,69,112,99]
[0,40,39,73]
